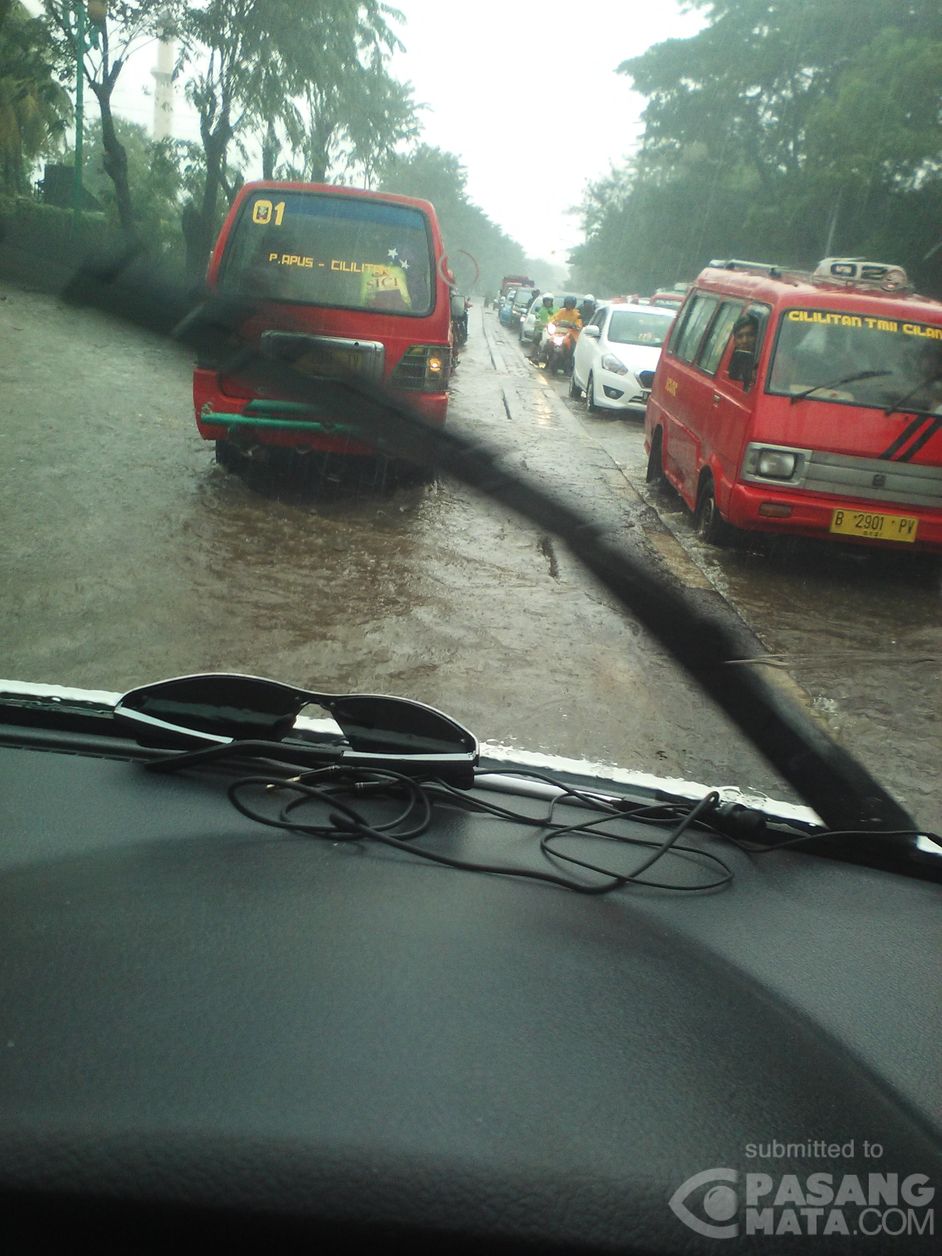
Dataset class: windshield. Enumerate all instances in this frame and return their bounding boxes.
[2,0,941,846]
[219,190,433,314]
[608,309,673,346]
[768,309,942,409]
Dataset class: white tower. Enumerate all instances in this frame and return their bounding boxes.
[151,26,174,140]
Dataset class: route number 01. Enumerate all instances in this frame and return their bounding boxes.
[252,199,286,226]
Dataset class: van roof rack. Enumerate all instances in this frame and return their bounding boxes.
[708,258,786,279]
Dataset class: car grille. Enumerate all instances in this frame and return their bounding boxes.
[803,450,942,510]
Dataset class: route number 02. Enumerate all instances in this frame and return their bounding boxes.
[252,199,286,226]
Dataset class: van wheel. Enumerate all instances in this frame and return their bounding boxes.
[695,479,736,547]
[586,373,598,413]
[645,430,664,484]
[568,373,581,400]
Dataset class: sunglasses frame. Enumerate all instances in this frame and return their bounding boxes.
[114,672,480,776]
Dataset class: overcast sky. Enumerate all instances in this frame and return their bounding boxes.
[385,0,704,259]
[99,0,703,261]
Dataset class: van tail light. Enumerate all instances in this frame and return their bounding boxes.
[391,346,451,392]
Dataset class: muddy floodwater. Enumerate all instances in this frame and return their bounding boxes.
[2,278,940,832]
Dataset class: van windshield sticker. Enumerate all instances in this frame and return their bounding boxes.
[770,308,942,413]
[787,310,942,339]
[221,192,433,315]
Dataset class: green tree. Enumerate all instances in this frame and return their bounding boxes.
[178,0,415,280]
[0,0,69,195]
[378,144,540,295]
[81,113,183,249]
[42,1,179,238]
[572,0,942,294]
[255,2,417,187]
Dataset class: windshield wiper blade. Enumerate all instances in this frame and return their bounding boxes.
[62,253,918,835]
[789,370,890,404]
[883,370,942,417]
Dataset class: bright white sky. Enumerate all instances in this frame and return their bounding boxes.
[386,0,704,260]
[94,0,704,261]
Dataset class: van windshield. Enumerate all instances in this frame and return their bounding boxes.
[768,309,942,410]
[219,191,434,316]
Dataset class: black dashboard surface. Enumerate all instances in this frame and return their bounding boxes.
[1,733,940,1253]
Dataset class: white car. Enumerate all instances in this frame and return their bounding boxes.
[570,301,675,415]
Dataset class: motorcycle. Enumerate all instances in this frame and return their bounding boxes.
[539,320,580,375]
[451,294,470,347]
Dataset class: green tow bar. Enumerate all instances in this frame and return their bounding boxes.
[202,400,358,435]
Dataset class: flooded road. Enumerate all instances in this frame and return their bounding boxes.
[515,316,942,832]
[2,277,940,831]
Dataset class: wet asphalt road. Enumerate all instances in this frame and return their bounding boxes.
[2,279,940,830]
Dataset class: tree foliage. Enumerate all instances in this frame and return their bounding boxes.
[178,1,418,279]
[81,114,185,250]
[378,144,540,295]
[570,0,942,296]
[0,0,69,194]
[42,0,177,237]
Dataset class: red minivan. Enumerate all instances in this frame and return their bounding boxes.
[644,257,942,551]
[193,181,453,464]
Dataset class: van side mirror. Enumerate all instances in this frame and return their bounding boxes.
[583,325,601,339]
[727,348,755,389]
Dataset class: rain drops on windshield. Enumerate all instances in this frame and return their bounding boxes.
[1,0,940,832]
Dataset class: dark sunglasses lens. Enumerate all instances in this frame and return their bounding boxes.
[330,697,475,756]
[118,676,302,740]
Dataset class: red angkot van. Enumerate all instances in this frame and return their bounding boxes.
[644,257,942,551]
[193,181,452,463]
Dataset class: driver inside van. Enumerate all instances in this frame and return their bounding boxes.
[732,313,758,356]
[728,312,759,387]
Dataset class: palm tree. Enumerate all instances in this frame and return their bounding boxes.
[0,0,69,194]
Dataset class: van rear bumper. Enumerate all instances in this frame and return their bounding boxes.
[193,369,448,455]
[726,482,942,551]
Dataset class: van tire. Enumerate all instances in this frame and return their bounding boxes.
[569,373,581,399]
[586,373,598,413]
[645,430,664,484]
[695,478,736,547]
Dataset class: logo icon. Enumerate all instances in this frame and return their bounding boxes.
[669,1167,740,1239]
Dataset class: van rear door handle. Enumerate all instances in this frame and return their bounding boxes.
[712,392,722,405]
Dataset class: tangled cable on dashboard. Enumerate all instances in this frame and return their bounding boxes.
[218,760,734,894]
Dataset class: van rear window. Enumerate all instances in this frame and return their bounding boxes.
[220,191,434,316]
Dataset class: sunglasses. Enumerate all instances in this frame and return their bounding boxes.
[114,672,479,782]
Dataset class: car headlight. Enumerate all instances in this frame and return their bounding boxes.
[600,354,629,375]
[756,450,798,479]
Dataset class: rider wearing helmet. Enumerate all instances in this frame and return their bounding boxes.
[542,296,582,374]
[529,293,556,361]
[554,295,583,330]
[578,293,597,325]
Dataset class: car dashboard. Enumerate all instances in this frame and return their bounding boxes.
[1,705,940,1254]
